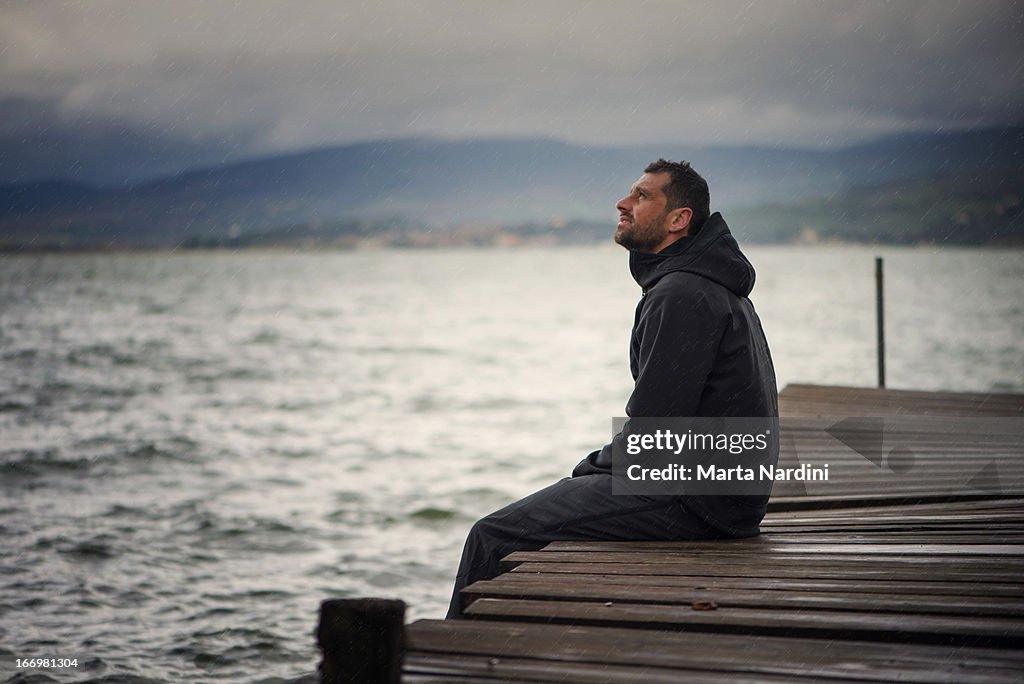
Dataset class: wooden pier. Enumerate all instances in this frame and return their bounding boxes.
[325,384,1024,682]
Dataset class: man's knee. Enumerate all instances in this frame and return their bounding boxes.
[467,512,508,546]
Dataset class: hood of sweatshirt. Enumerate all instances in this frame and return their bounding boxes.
[628,212,755,297]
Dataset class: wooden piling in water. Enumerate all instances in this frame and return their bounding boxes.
[316,598,405,684]
[876,256,886,388]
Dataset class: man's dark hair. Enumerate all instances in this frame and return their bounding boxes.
[644,159,710,234]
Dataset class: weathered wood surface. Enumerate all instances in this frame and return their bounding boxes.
[406,498,1024,680]
[405,619,1024,683]
[470,498,1024,650]
[399,386,1024,681]
[778,383,1024,417]
[769,404,1024,503]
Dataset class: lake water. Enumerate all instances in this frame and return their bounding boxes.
[2,245,1022,682]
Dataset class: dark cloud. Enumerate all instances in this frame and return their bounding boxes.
[0,96,262,186]
[0,0,1021,184]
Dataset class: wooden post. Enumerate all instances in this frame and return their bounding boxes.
[317,598,405,684]
[875,256,885,388]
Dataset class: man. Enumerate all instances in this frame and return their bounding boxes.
[446,159,778,619]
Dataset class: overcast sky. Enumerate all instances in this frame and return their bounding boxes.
[1,0,1022,183]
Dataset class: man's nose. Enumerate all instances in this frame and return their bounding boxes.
[616,196,631,213]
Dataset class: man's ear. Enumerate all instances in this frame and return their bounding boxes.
[668,207,693,236]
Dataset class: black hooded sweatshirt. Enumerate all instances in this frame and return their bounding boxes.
[575,212,779,537]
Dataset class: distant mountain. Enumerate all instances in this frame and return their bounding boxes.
[728,170,1024,245]
[0,126,1021,248]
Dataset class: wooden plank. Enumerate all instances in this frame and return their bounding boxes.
[755,527,1024,537]
[507,561,1023,583]
[464,598,1024,647]
[403,673,516,684]
[404,651,847,683]
[759,526,1024,536]
[544,532,1024,548]
[501,550,1024,566]
[760,514,1024,525]
[543,534,1024,549]
[767,493,1024,512]
[406,619,1024,683]
[488,571,1024,598]
[763,505,1024,524]
[777,414,1024,433]
[461,577,1024,617]
[778,384,1024,417]
[769,499,1024,515]
[779,383,1024,408]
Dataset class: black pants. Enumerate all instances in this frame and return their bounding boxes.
[446,470,724,619]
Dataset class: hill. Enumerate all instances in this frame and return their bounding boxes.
[728,170,1024,245]
[0,126,1021,249]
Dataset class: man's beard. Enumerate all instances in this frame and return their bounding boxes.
[614,211,669,252]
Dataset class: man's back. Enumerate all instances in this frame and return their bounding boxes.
[592,211,778,536]
[626,211,777,422]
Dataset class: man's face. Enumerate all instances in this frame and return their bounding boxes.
[614,172,673,252]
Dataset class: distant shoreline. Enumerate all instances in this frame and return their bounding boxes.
[4,238,1024,255]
